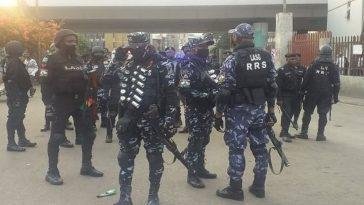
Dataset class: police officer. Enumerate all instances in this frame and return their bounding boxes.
[296,45,340,141]
[292,54,306,127]
[162,46,183,128]
[3,41,37,152]
[214,23,277,201]
[179,35,218,189]
[102,46,127,143]
[45,29,103,185]
[277,53,304,142]
[115,32,178,205]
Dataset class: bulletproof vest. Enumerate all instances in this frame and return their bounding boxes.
[119,64,160,112]
[234,48,269,105]
[3,58,32,93]
[51,54,88,95]
[311,62,333,93]
[281,65,300,91]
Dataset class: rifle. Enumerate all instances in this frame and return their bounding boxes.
[278,106,299,130]
[147,117,192,172]
[266,125,290,175]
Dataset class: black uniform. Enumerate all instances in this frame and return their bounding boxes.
[45,48,103,185]
[298,50,340,141]
[101,60,122,142]
[3,41,36,152]
[277,63,304,140]
[292,65,306,124]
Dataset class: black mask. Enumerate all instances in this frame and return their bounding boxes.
[196,48,209,59]
[64,45,76,55]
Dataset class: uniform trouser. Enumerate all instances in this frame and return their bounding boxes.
[106,103,118,137]
[302,92,331,135]
[185,107,213,171]
[6,96,29,144]
[280,96,295,134]
[292,95,303,122]
[117,115,164,198]
[48,97,96,173]
[224,104,269,187]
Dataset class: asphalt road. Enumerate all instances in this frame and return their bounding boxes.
[0,91,363,205]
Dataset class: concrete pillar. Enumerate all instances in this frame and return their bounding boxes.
[253,22,269,49]
[275,12,293,68]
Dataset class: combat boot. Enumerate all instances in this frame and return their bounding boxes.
[187,172,205,188]
[18,138,37,147]
[145,183,160,205]
[60,139,74,148]
[114,198,133,205]
[80,161,104,177]
[7,143,26,152]
[249,176,266,198]
[105,135,113,143]
[216,179,244,201]
[316,134,327,141]
[196,156,217,179]
[45,169,63,185]
[279,132,293,143]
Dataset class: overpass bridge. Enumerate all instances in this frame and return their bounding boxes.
[24,0,328,33]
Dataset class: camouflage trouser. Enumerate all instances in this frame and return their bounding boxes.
[117,115,164,198]
[185,107,214,171]
[224,104,269,183]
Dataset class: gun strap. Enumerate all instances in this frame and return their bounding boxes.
[268,147,285,175]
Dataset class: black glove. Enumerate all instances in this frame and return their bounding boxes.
[266,112,277,127]
[214,116,224,132]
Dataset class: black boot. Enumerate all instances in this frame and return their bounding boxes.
[196,156,217,179]
[7,143,26,152]
[18,126,37,147]
[45,169,63,185]
[7,126,25,152]
[279,132,293,143]
[316,114,327,141]
[114,197,133,205]
[18,138,37,147]
[145,183,160,205]
[249,176,265,198]
[60,138,74,148]
[187,172,205,188]
[216,179,244,201]
[295,112,310,139]
[80,161,104,177]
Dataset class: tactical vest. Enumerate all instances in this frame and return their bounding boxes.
[119,64,161,113]
[311,62,334,93]
[234,48,269,105]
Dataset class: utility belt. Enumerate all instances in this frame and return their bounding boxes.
[231,87,266,106]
